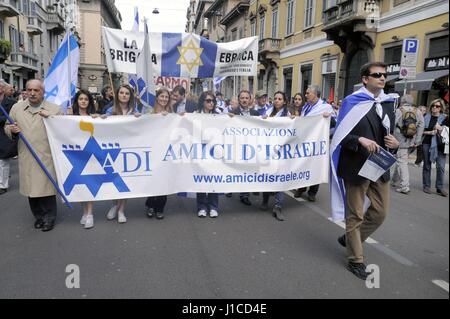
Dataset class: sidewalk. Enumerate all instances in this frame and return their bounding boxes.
[407,154,449,172]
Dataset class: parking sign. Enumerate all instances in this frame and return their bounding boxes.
[399,38,419,79]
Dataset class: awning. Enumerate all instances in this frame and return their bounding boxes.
[394,69,449,92]
[353,75,399,91]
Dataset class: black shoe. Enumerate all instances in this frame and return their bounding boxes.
[347,262,369,280]
[156,212,164,220]
[240,197,252,206]
[146,207,154,218]
[225,193,232,198]
[338,234,346,247]
[272,206,284,221]
[41,222,54,232]
[423,187,432,194]
[307,193,316,202]
[0,188,7,195]
[34,219,45,229]
[437,189,448,197]
[293,189,304,198]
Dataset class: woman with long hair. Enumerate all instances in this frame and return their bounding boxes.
[145,87,172,220]
[291,92,305,116]
[261,91,291,221]
[422,98,448,196]
[68,90,97,229]
[195,91,220,218]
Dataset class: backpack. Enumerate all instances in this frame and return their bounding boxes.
[400,107,417,138]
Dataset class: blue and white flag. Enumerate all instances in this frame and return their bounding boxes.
[128,6,140,92]
[44,32,79,113]
[135,18,155,108]
[102,27,258,78]
[329,87,398,221]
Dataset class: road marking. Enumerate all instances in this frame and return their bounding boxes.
[432,280,449,293]
[289,196,415,266]
[284,191,306,202]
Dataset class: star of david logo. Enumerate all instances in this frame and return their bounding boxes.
[45,85,59,100]
[62,136,130,197]
[177,39,204,72]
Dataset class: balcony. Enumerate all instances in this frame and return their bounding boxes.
[27,16,44,35]
[9,52,39,72]
[322,0,380,50]
[0,0,20,17]
[46,12,65,34]
[258,38,281,60]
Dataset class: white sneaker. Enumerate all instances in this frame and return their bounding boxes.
[118,211,127,223]
[84,215,94,229]
[80,215,87,225]
[209,209,218,218]
[396,187,410,194]
[106,205,117,220]
[198,209,207,218]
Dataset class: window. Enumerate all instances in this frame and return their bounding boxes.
[429,36,449,58]
[259,15,265,39]
[250,20,256,37]
[23,0,29,16]
[384,45,402,64]
[231,28,237,41]
[283,67,293,101]
[323,0,337,10]
[304,0,315,29]
[300,64,313,95]
[286,0,294,35]
[239,28,243,39]
[0,19,4,40]
[9,26,19,52]
[271,8,278,38]
[322,73,336,102]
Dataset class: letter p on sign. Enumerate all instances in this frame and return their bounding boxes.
[405,39,418,53]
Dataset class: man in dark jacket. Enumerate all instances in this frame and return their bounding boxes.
[0,80,18,195]
[332,62,399,280]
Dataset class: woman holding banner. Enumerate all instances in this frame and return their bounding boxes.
[195,91,220,218]
[261,91,291,221]
[104,84,139,223]
[67,90,97,229]
[145,88,172,220]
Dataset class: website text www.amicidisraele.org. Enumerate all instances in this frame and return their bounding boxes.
[193,170,311,184]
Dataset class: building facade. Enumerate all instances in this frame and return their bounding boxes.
[0,0,67,90]
[188,0,448,105]
[76,0,121,95]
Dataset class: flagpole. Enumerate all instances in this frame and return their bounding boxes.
[0,104,73,209]
[108,72,116,100]
[67,27,71,115]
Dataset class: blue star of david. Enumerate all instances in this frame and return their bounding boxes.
[63,137,130,197]
[45,85,59,100]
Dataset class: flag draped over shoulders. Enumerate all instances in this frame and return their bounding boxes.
[329,87,398,221]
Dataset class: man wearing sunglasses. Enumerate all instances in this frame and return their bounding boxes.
[331,62,400,280]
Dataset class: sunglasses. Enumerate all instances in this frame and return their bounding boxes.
[368,72,387,79]
[204,99,214,103]
[432,104,442,108]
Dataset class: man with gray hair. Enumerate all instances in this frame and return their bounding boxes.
[5,79,62,232]
[296,85,333,201]
[391,94,424,194]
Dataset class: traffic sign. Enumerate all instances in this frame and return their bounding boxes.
[399,38,419,79]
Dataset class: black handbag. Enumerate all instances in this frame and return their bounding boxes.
[0,135,18,159]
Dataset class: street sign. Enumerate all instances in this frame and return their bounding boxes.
[399,38,419,79]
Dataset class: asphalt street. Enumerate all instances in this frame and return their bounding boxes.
[0,159,448,299]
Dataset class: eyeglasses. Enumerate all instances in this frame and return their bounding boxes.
[432,104,442,108]
[368,72,387,79]
[204,99,214,103]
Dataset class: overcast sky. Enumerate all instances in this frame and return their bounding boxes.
[115,0,191,32]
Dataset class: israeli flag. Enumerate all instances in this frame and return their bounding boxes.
[128,6,140,91]
[44,31,79,113]
[329,87,398,221]
[135,18,156,108]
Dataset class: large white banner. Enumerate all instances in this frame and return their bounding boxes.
[102,27,258,78]
[44,114,330,202]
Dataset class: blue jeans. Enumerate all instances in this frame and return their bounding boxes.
[262,192,284,207]
[197,193,219,211]
[422,143,447,190]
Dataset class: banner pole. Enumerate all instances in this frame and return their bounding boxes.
[0,104,73,209]
[66,27,71,115]
[108,72,116,101]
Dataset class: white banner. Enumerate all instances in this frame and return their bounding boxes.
[44,114,330,202]
[102,27,258,78]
